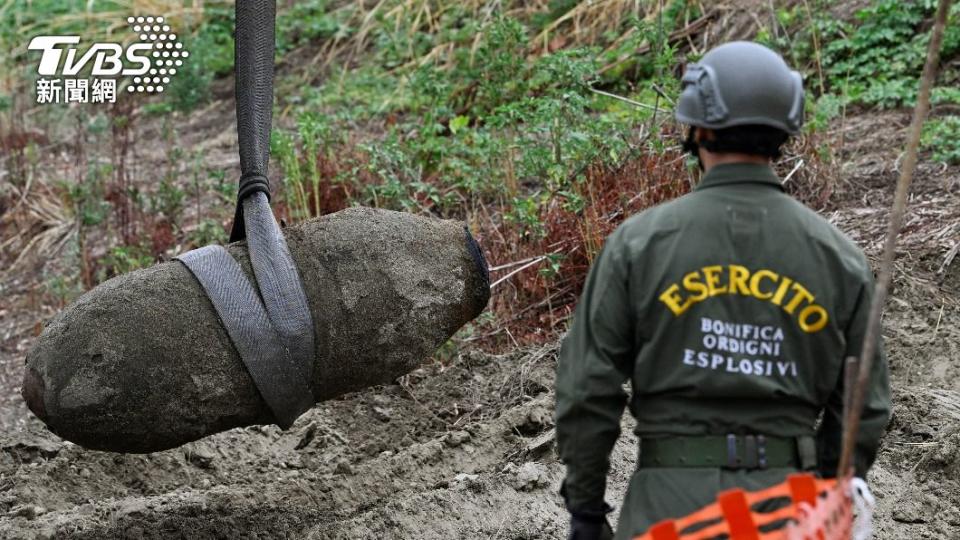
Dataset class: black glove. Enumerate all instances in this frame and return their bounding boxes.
[560,480,614,540]
[567,513,614,540]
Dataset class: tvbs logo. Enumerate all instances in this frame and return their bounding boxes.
[28,16,189,104]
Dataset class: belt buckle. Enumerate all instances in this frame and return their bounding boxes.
[726,434,767,470]
[744,435,757,469]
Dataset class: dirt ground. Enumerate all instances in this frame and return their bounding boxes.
[2,98,960,539]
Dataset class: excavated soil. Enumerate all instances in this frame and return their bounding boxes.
[1,105,959,538]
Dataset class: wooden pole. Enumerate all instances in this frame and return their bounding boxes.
[837,0,953,476]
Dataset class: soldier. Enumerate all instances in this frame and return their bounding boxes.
[555,41,891,540]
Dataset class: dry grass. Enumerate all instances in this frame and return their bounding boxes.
[0,184,76,280]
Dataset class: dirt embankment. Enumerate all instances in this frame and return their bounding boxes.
[833,111,960,539]
[1,108,959,540]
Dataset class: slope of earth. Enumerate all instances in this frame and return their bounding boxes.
[1,104,958,539]
[830,110,960,539]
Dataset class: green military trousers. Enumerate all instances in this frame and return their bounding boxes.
[614,466,799,540]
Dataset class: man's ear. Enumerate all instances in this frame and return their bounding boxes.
[695,127,714,142]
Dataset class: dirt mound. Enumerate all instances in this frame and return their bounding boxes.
[826,110,960,539]
[0,344,636,539]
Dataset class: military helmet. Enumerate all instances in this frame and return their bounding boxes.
[675,41,804,134]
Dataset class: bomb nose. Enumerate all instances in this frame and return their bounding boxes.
[21,366,47,421]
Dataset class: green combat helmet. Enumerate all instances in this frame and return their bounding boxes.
[676,41,805,134]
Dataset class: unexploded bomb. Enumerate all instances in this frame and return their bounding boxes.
[21,207,489,453]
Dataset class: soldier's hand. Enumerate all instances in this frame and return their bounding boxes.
[567,514,614,540]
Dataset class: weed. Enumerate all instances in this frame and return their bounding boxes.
[97,244,154,282]
[806,94,848,135]
[43,273,83,308]
[271,127,309,220]
[188,218,229,247]
[166,32,216,112]
[61,167,110,228]
[151,177,186,223]
[922,115,960,164]
[277,0,350,54]
[209,169,233,202]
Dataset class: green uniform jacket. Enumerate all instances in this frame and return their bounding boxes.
[555,163,891,538]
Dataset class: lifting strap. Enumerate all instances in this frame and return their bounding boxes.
[175,0,314,429]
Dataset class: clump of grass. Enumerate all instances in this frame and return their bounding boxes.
[922,115,960,164]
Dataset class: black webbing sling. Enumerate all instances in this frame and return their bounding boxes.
[175,0,314,429]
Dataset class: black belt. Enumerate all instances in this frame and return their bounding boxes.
[639,434,818,470]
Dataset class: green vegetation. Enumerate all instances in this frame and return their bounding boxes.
[268,5,694,220]
[758,0,960,161]
[291,21,642,218]
[98,245,154,280]
[820,0,960,108]
[760,0,960,107]
[922,116,960,164]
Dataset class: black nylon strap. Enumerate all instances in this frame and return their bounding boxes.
[237,173,271,203]
[230,0,277,243]
[174,0,315,428]
[241,193,315,381]
[176,246,312,428]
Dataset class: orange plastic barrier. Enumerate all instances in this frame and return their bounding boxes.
[633,474,853,540]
